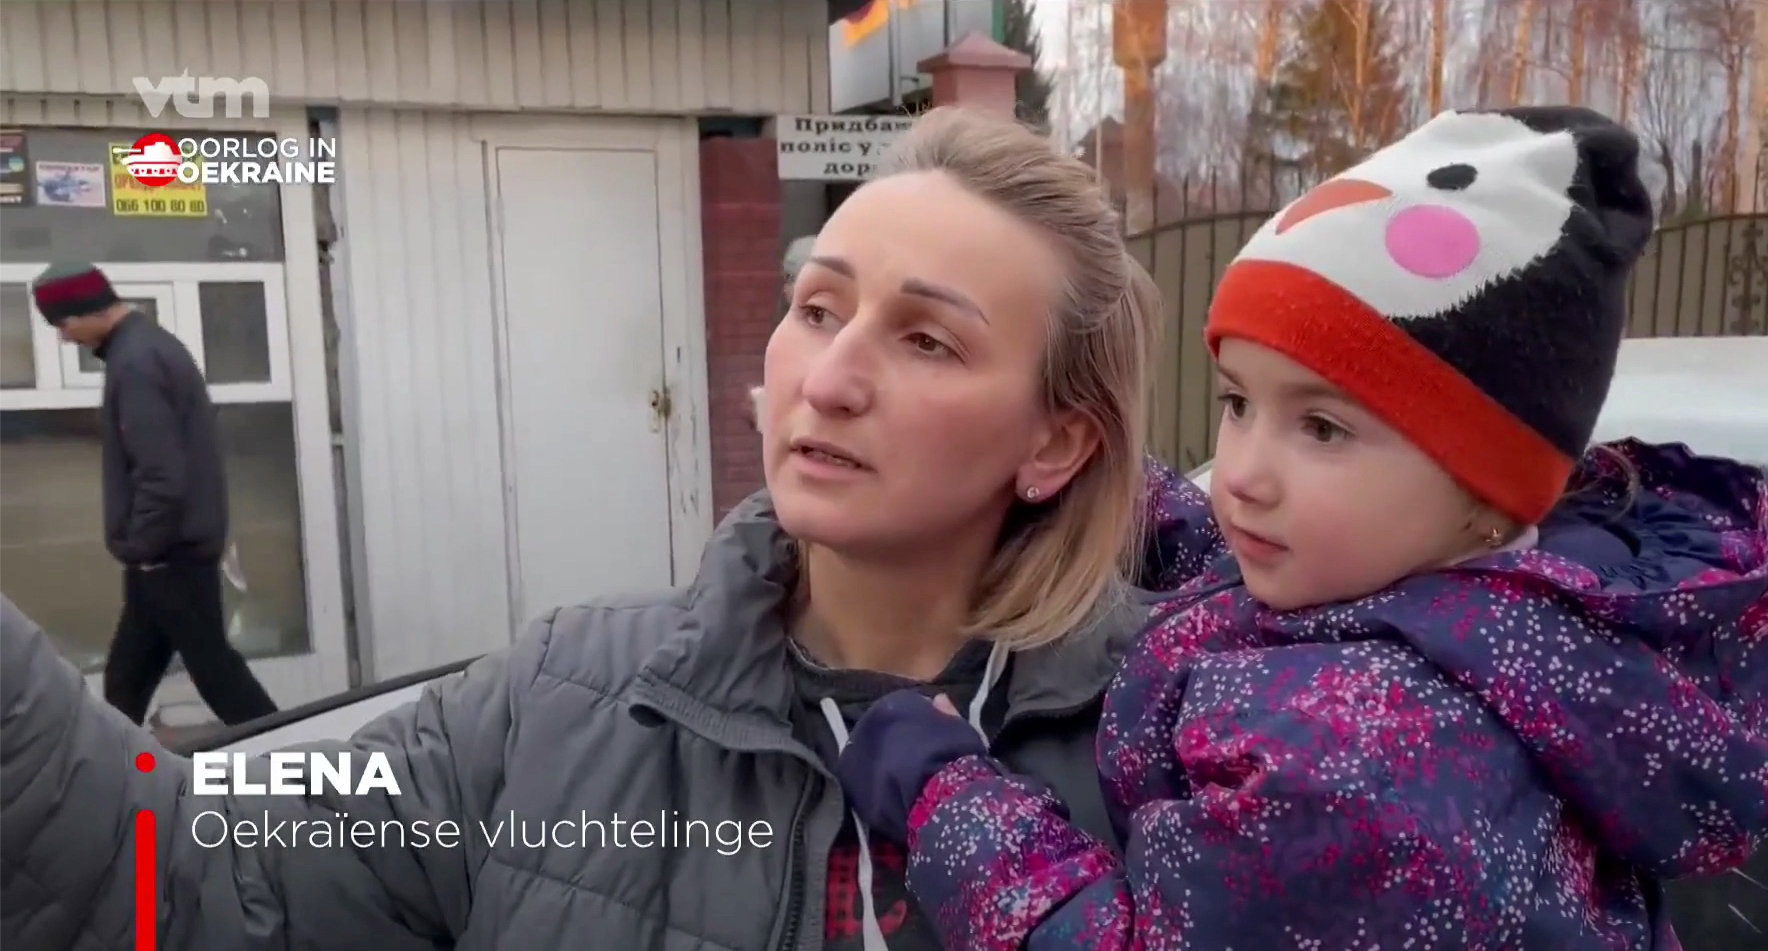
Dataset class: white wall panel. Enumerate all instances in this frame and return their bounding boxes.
[1,0,832,116]
[327,107,511,679]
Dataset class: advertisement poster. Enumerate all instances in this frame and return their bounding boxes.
[0,129,30,206]
[108,142,208,217]
[34,161,107,208]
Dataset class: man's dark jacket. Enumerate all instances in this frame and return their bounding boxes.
[96,311,228,565]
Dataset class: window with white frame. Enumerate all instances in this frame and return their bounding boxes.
[0,124,310,673]
[0,263,291,406]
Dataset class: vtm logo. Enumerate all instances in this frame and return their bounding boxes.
[121,133,185,188]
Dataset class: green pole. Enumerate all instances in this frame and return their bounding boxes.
[992,0,1005,42]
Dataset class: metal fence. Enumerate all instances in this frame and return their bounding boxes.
[1125,177,1768,471]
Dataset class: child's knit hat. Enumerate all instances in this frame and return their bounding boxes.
[1206,106,1660,525]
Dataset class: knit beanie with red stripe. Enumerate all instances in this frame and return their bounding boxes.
[31,261,121,324]
[1205,106,1659,525]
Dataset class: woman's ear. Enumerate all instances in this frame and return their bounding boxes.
[1015,408,1101,500]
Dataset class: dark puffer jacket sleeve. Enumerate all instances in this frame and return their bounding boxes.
[0,595,542,951]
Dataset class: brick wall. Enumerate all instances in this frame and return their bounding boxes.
[699,135,781,519]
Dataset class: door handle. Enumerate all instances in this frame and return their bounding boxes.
[649,385,673,431]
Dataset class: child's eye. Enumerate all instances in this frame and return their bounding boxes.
[1302,415,1349,443]
[1217,392,1249,419]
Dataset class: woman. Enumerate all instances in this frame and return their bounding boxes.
[0,106,1164,951]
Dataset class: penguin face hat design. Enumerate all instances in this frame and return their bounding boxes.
[1205,105,1658,526]
[1236,109,1582,320]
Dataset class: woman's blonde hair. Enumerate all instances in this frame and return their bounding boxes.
[874,105,1159,650]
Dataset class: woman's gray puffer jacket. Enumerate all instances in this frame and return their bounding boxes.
[1,491,1155,951]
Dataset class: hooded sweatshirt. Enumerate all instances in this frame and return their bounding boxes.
[840,438,1768,951]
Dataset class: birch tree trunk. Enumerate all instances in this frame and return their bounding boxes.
[1427,0,1447,114]
[1510,0,1537,103]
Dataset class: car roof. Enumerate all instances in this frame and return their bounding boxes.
[1589,335,1768,465]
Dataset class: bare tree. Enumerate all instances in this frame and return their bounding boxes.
[1610,0,1646,122]
[1427,0,1449,113]
[1746,0,1768,211]
[1511,0,1627,112]
[1468,0,1528,106]
[1685,0,1755,208]
[1156,2,1268,181]
[1565,0,1589,103]
[1510,0,1538,103]
[1636,30,1722,216]
[1043,0,1751,218]
[1254,0,1287,81]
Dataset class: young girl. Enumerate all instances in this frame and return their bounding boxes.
[834,105,1768,950]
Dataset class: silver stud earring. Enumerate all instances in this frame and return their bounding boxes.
[1023,486,1041,501]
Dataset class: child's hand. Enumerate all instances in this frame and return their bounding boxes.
[834,690,988,844]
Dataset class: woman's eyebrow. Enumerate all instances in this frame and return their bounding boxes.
[808,254,987,324]
[805,254,855,278]
[901,278,987,323]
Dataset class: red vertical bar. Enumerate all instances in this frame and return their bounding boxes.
[133,751,157,951]
[134,808,156,951]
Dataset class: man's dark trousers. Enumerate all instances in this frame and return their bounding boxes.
[102,560,278,727]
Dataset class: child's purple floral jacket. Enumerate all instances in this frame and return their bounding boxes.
[897,440,1767,950]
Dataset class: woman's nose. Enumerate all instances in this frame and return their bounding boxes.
[800,328,875,418]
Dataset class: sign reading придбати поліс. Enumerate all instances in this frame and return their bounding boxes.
[775,113,916,182]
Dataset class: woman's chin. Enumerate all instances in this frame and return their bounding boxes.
[774,494,856,544]
[772,490,899,553]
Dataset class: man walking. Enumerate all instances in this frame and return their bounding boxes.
[30,262,278,726]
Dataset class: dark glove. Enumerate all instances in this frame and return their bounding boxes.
[833,689,989,844]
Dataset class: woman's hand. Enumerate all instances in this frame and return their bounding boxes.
[833,689,988,844]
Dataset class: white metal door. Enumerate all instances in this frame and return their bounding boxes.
[489,146,675,626]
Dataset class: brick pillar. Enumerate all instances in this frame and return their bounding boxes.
[700,135,782,519]
[917,32,1031,119]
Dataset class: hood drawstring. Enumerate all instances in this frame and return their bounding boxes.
[818,640,1011,951]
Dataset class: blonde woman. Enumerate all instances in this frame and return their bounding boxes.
[2,106,1175,951]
